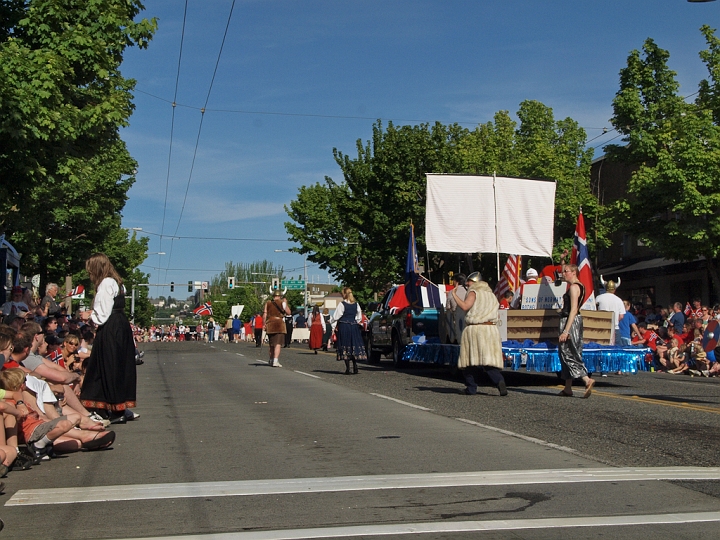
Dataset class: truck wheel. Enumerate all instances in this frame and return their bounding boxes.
[368,335,381,364]
[392,335,406,366]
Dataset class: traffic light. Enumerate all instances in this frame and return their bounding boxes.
[271,277,279,291]
[228,277,235,289]
[170,282,174,292]
[188,281,192,292]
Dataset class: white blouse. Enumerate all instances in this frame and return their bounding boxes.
[330,301,362,324]
[91,277,119,325]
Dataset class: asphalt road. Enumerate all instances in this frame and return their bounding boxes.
[1,340,719,539]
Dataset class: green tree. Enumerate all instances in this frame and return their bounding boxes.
[206,260,286,321]
[460,101,602,260]
[287,121,467,301]
[0,0,156,284]
[608,33,720,295]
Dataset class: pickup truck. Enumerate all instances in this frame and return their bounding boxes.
[366,285,441,365]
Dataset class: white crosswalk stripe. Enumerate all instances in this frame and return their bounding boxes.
[7,467,720,506]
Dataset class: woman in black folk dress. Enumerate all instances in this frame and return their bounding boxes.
[79,253,137,420]
[330,287,367,374]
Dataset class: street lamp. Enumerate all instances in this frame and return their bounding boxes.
[275,250,308,317]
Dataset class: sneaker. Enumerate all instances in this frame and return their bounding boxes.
[124,410,140,421]
[273,360,282,368]
[89,412,111,428]
[10,453,33,471]
[26,442,52,463]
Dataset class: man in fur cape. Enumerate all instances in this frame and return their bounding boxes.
[450,272,508,396]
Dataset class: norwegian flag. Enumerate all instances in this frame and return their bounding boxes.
[70,285,84,296]
[193,302,213,316]
[494,255,521,300]
[684,302,693,317]
[571,210,596,310]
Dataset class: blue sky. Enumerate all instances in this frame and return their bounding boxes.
[120,0,719,295]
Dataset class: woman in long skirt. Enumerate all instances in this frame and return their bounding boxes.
[558,264,595,398]
[330,287,367,374]
[308,306,326,354]
[79,253,137,420]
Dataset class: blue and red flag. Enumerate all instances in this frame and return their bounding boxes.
[193,302,213,316]
[405,224,421,311]
[404,225,450,310]
[570,211,596,310]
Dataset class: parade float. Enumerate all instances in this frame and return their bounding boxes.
[379,174,653,374]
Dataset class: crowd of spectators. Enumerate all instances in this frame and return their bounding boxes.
[0,283,139,493]
[624,298,720,377]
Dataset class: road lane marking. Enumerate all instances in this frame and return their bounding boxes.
[236,353,245,357]
[456,418,598,461]
[294,371,321,379]
[369,393,433,411]
[119,511,720,539]
[555,385,720,415]
[8,467,720,506]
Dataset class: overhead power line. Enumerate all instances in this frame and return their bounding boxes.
[162,0,237,279]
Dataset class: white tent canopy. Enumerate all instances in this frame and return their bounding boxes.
[425,174,556,258]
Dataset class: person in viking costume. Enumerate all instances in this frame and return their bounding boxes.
[595,276,625,345]
[558,264,595,398]
[451,272,507,396]
[263,288,291,368]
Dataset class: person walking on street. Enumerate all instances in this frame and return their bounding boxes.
[263,290,290,367]
[558,264,595,398]
[321,308,332,351]
[330,287,367,374]
[451,272,507,396]
[253,313,263,347]
[232,315,242,343]
[284,313,294,348]
[207,317,215,342]
[308,306,326,354]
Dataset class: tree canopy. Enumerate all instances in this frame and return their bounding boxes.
[0,0,156,288]
[607,28,720,293]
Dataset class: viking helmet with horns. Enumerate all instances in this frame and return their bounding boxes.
[600,275,620,292]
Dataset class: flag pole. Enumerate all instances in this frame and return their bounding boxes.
[493,171,500,281]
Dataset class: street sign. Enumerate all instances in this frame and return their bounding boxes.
[281,280,305,290]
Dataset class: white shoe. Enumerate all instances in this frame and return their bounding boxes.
[273,360,282,368]
[89,413,111,428]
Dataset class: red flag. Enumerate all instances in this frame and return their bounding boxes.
[571,211,596,309]
[494,255,522,300]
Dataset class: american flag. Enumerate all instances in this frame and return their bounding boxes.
[570,210,596,310]
[193,302,213,316]
[494,255,521,300]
